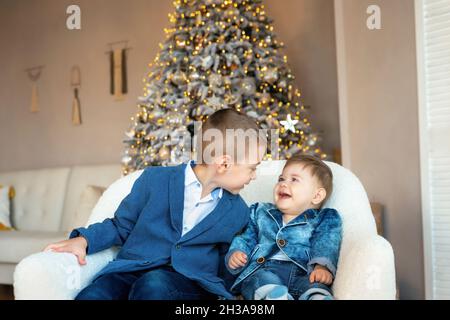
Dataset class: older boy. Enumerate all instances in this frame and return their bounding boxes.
[44,109,266,300]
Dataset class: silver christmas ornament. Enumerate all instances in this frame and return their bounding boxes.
[121,155,132,164]
[264,68,278,84]
[158,146,170,160]
[171,70,187,86]
[241,77,256,96]
[166,111,184,125]
[259,92,271,106]
[208,73,223,87]
[307,134,318,147]
[225,92,241,105]
[189,71,200,81]
[125,129,135,139]
[201,56,214,70]
[207,95,223,108]
[279,80,287,88]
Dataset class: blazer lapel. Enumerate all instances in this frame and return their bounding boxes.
[265,207,284,229]
[178,191,233,244]
[169,163,187,236]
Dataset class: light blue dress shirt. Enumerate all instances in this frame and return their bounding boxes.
[182,161,223,236]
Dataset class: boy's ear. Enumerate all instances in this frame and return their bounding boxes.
[215,154,232,172]
[312,188,326,205]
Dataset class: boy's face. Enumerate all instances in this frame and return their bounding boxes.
[219,162,259,194]
[214,144,266,194]
[273,163,326,215]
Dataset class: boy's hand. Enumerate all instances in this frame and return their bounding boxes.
[309,265,333,285]
[228,251,248,270]
[43,236,88,265]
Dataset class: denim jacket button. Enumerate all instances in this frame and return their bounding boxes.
[256,257,265,264]
[277,239,286,247]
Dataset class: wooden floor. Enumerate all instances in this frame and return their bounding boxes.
[0,285,14,300]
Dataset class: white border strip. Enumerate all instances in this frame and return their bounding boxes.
[414,0,433,300]
[334,0,352,169]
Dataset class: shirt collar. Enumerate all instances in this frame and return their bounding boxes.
[185,160,199,187]
[185,161,223,200]
[211,187,223,200]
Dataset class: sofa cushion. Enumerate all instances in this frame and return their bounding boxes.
[0,230,68,263]
[0,185,13,228]
[59,165,121,232]
[66,185,106,232]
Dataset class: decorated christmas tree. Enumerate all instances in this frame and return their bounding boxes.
[121,0,326,175]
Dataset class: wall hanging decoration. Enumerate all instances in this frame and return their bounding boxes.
[25,65,44,113]
[106,40,131,101]
[70,65,82,125]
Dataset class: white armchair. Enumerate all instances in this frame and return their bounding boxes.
[13,161,396,300]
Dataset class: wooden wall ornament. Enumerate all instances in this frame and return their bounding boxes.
[70,65,82,125]
[106,40,131,101]
[25,65,44,113]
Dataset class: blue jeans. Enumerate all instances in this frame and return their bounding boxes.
[75,265,217,300]
[240,260,333,300]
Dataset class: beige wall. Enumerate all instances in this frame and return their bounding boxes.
[335,0,424,299]
[266,0,341,158]
[0,0,170,171]
[0,0,340,172]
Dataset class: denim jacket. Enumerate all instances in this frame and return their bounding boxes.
[225,202,342,293]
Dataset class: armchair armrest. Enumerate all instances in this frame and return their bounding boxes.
[14,248,118,300]
[333,235,396,300]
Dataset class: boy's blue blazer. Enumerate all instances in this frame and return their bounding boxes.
[69,163,250,299]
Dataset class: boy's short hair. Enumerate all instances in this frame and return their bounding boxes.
[285,153,333,205]
[196,108,266,164]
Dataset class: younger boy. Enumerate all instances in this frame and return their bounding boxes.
[44,108,266,300]
[226,154,342,300]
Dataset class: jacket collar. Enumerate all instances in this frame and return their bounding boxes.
[266,205,319,227]
[169,163,187,236]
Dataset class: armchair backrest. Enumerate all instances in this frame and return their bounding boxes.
[88,161,378,249]
[240,160,377,246]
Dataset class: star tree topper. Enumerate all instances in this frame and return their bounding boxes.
[280,114,299,133]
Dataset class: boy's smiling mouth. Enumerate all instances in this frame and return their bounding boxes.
[277,191,292,200]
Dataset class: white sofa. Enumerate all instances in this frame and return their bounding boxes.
[13,160,397,299]
[0,164,122,284]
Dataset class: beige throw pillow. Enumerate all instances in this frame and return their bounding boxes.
[0,185,14,230]
[69,185,106,231]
